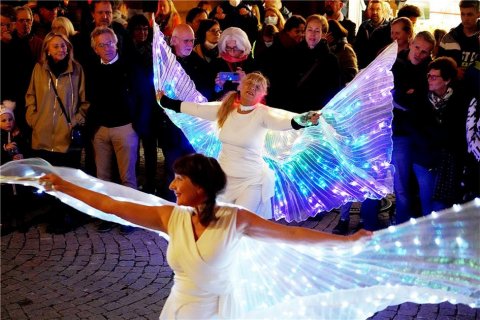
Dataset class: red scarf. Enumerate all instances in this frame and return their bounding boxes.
[220,52,248,63]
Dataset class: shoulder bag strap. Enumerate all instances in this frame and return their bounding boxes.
[48,72,72,125]
[297,59,322,89]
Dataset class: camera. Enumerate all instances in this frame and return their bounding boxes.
[218,72,240,82]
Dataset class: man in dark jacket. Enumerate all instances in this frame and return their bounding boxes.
[390,31,435,224]
[324,0,356,44]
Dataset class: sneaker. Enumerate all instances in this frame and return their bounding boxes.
[332,219,350,235]
[97,221,114,233]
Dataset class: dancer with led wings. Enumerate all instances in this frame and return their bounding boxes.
[151,22,395,222]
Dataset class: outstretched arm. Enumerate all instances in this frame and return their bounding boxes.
[237,209,371,245]
[40,174,174,234]
[157,90,219,121]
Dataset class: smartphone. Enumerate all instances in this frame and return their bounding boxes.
[218,72,240,82]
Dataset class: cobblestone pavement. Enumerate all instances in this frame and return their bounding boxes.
[1,206,479,319]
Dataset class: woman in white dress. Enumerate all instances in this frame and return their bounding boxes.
[39,153,371,319]
[157,72,319,219]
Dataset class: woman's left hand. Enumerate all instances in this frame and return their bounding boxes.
[347,229,373,242]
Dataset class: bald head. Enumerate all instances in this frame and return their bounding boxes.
[171,24,195,58]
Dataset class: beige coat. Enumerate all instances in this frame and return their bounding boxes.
[26,59,89,153]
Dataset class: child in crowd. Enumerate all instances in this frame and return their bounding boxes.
[1,100,26,163]
[1,100,30,234]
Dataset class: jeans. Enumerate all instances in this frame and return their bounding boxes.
[339,198,381,231]
[392,136,417,224]
[412,163,448,216]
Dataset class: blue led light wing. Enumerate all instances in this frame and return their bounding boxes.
[265,43,397,221]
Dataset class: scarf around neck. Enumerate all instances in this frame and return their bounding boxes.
[429,87,453,110]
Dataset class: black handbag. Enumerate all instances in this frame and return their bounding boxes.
[49,73,85,151]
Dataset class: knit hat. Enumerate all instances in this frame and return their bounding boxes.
[0,100,16,119]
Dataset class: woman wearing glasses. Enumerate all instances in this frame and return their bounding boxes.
[410,56,471,215]
[211,26,257,99]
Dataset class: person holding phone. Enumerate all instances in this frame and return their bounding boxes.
[212,27,257,99]
[157,72,319,219]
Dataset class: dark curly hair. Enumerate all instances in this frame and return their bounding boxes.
[173,153,227,226]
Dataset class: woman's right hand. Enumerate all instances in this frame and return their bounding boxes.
[156,90,165,101]
[39,173,65,192]
[215,73,226,87]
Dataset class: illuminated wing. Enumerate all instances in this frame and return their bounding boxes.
[1,160,478,318]
[234,200,480,319]
[0,158,172,238]
[153,19,397,221]
[152,22,221,157]
[265,43,397,221]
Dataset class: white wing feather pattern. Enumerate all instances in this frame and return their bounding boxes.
[152,22,397,222]
[0,159,172,238]
[234,200,480,319]
[1,160,478,318]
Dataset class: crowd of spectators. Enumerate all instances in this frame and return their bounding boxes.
[1,0,479,235]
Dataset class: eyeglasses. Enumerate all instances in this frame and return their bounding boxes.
[96,41,116,49]
[209,29,222,35]
[225,46,243,53]
[427,73,441,81]
[181,38,195,45]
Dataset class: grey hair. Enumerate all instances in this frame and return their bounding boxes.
[90,26,118,49]
[218,27,251,56]
[14,5,33,20]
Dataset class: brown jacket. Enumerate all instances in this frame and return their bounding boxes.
[26,59,89,153]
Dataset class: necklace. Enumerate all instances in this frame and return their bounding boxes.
[239,104,255,111]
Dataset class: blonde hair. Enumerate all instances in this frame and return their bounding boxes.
[41,32,74,65]
[306,14,329,34]
[156,0,180,33]
[51,16,76,38]
[264,7,285,31]
[217,72,268,128]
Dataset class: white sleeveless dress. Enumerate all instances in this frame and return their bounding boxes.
[160,205,241,319]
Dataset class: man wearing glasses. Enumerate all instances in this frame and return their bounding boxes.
[73,1,133,69]
[6,5,43,137]
[171,24,214,100]
[86,27,141,233]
